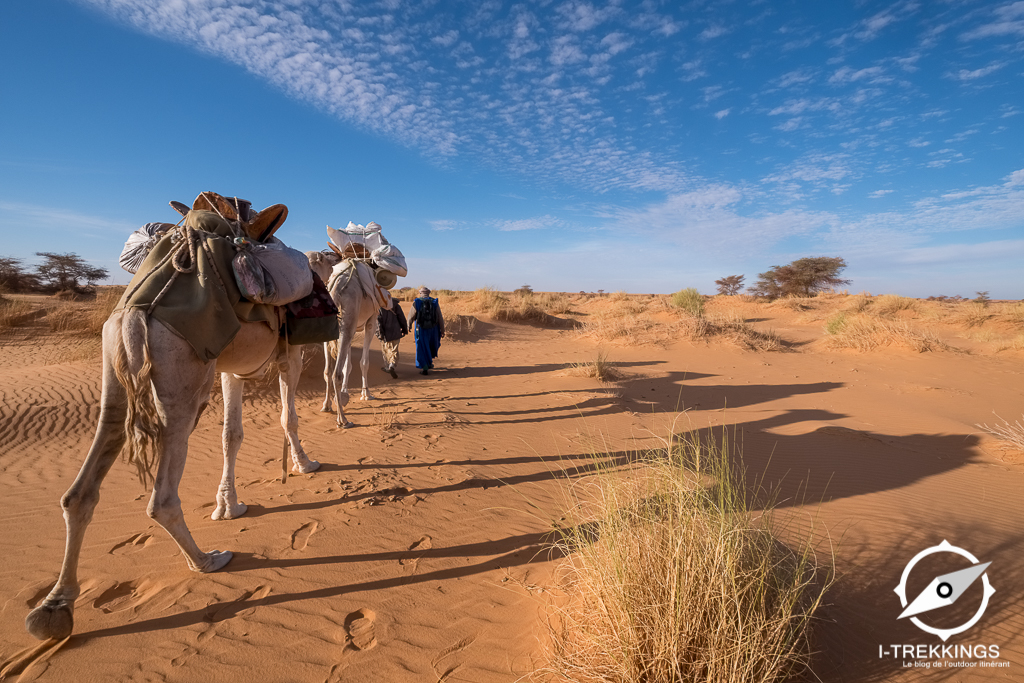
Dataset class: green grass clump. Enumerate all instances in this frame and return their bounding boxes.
[670,288,705,317]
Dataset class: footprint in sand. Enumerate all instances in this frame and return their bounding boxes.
[108,532,154,555]
[291,521,320,550]
[344,609,378,651]
[92,581,138,614]
[399,535,432,567]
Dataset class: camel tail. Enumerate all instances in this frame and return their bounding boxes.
[112,308,162,487]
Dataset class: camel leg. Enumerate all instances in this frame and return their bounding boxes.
[359,321,376,401]
[146,323,231,573]
[279,341,320,473]
[333,321,355,429]
[320,341,335,413]
[212,372,247,520]
[25,317,127,640]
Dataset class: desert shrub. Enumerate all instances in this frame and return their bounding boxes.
[566,350,618,382]
[543,427,831,683]
[0,298,34,330]
[872,294,918,317]
[536,292,574,315]
[842,292,872,313]
[749,256,850,299]
[1000,303,1024,325]
[949,302,991,328]
[684,312,785,352]
[824,315,955,352]
[715,274,746,296]
[580,313,674,346]
[974,291,991,307]
[824,312,847,335]
[444,313,478,339]
[977,414,1024,451]
[670,288,705,317]
[47,304,82,332]
[489,292,548,324]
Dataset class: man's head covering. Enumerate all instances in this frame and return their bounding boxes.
[418,286,431,296]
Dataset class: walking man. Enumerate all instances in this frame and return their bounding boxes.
[377,297,408,378]
[408,286,444,375]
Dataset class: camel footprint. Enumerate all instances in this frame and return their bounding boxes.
[93,581,138,613]
[109,532,154,555]
[291,521,320,550]
[345,609,378,651]
[400,535,432,568]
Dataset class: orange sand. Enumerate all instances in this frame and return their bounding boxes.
[1,294,1022,682]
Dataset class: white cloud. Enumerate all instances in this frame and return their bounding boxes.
[493,215,565,231]
[961,2,1024,40]
[950,62,1005,80]
[715,108,731,120]
[869,189,894,198]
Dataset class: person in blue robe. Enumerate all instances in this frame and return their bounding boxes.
[408,286,445,375]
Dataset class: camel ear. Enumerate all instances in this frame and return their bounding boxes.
[249,204,288,241]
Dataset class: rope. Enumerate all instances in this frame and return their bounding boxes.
[143,224,232,315]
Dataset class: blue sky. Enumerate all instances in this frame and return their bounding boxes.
[1,0,1022,296]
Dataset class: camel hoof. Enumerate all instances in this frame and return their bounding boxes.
[293,459,321,474]
[26,600,74,640]
[339,420,355,429]
[212,502,247,521]
[360,392,375,401]
[320,404,332,413]
[191,550,233,573]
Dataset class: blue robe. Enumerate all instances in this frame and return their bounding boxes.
[413,297,442,369]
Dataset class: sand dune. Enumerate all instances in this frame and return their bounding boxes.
[1,292,1022,681]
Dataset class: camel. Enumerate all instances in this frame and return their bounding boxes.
[25,300,320,641]
[306,250,382,428]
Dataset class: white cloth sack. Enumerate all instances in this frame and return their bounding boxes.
[120,222,171,274]
[232,237,313,305]
[326,221,408,277]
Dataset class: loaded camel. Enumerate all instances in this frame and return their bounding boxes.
[26,199,322,641]
[306,247,384,428]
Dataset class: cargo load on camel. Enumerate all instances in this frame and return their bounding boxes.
[118,191,339,361]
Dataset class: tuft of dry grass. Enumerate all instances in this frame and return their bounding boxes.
[372,403,401,431]
[824,314,956,352]
[948,302,991,329]
[977,413,1024,451]
[579,313,677,346]
[47,304,81,332]
[683,312,785,352]
[872,294,919,318]
[444,312,478,339]
[566,350,619,382]
[46,288,124,335]
[542,425,832,683]
[0,298,35,330]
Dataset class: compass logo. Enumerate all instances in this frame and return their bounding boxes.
[894,540,995,642]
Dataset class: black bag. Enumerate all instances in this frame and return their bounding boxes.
[417,297,437,329]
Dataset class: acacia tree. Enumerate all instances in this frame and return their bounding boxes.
[0,257,40,292]
[749,257,849,299]
[35,252,108,293]
[714,275,745,296]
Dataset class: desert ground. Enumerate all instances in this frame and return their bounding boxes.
[0,289,1022,682]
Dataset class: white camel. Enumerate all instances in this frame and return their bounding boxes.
[306,250,382,428]
[25,307,319,641]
